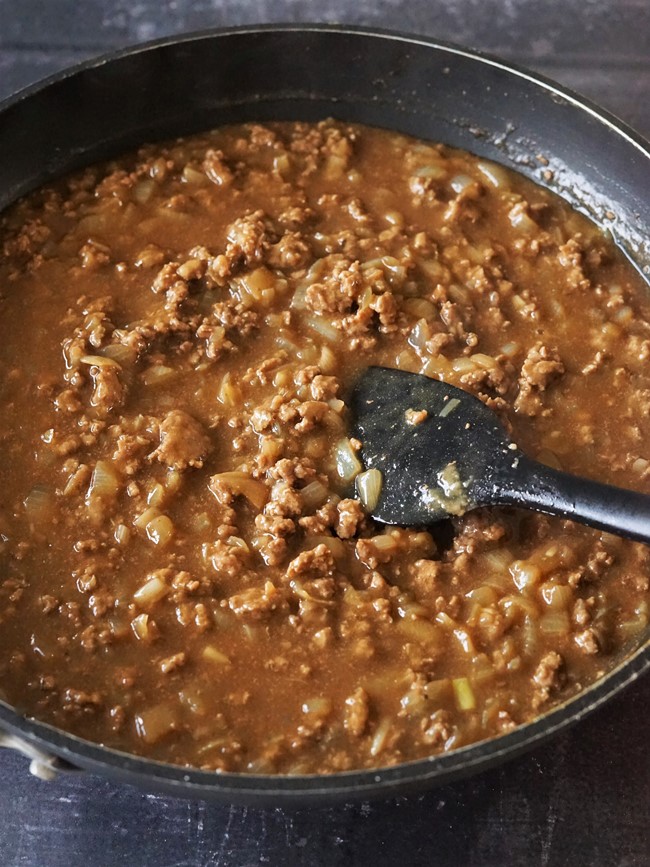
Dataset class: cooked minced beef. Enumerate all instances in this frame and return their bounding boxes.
[0,120,647,774]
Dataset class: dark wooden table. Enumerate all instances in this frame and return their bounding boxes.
[0,2,648,865]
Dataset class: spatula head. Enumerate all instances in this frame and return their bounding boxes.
[350,367,519,525]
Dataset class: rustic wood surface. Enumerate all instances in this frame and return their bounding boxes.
[0,2,648,865]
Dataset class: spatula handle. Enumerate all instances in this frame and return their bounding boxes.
[496,455,650,544]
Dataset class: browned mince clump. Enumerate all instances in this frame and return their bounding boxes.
[0,120,648,774]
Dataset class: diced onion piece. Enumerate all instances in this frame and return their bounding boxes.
[435,611,457,630]
[452,677,476,711]
[369,717,392,757]
[133,179,155,203]
[501,594,539,621]
[453,628,476,655]
[510,560,542,591]
[131,613,151,641]
[134,506,160,530]
[290,282,309,310]
[539,611,571,635]
[400,687,426,716]
[202,646,231,665]
[318,345,337,374]
[23,485,54,524]
[218,372,242,407]
[465,585,498,606]
[103,343,137,365]
[356,468,383,512]
[423,678,452,703]
[403,298,436,320]
[165,470,182,494]
[396,618,442,646]
[305,535,347,560]
[540,583,574,609]
[135,702,179,744]
[439,397,460,418]
[300,480,330,511]
[87,460,119,500]
[239,266,280,303]
[408,318,431,350]
[191,512,211,534]
[209,472,268,510]
[134,575,169,607]
[477,160,510,189]
[421,355,452,378]
[146,514,174,547]
[413,164,446,180]
[450,174,474,194]
[147,482,166,507]
[618,617,648,639]
[302,697,332,716]
[80,354,121,369]
[370,533,398,553]
[334,438,363,482]
[141,365,176,386]
[114,523,130,545]
[304,315,341,343]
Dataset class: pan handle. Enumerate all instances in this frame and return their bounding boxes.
[0,730,82,780]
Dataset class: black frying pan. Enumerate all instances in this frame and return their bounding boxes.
[0,25,648,806]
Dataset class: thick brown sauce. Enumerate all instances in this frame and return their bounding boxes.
[0,121,648,774]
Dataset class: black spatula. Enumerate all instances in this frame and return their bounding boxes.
[350,366,650,543]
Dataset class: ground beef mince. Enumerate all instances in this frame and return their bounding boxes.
[0,120,648,774]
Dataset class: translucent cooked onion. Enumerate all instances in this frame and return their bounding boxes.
[80,354,121,369]
[304,315,341,343]
[114,523,130,545]
[209,472,268,510]
[131,613,151,641]
[356,468,383,512]
[477,160,510,189]
[408,319,431,350]
[334,438,363,481]
[87,460,119,500]
[134,575,169,607]
[465,585,498,606]
[402,298,436,320]
[369,533,398,553]
[539,611,571,635]
[146,514,174,547]
[217,372,242,407]
[134,702,179,744]
[423,678,452,702]
[202,646,231,665]
[452,677,476,711]
[23,485,54,524]
[510,560,542,591]
[302,697,332,716]
[450,174,474,194]
[396,618,442,646]
[439,397,460,418]
[369,717,392,757]
[141,365,176,386]
[102,343,137,365]
[300,480,330,511]
[540,583,574,609]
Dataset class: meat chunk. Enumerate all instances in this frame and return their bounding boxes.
[335,498,366,539]
[286,544,336,581]
[532,651,565,708]
[344,687,370,737]
[515,343,564,416]
[151,410,211,470]
[228,581,283,619]
[89,364,124,412]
